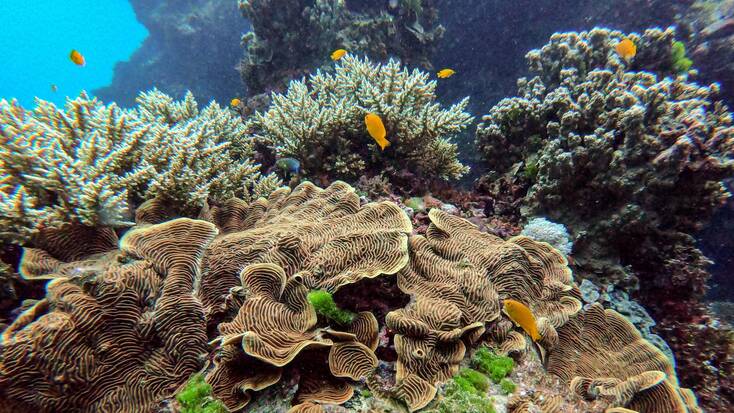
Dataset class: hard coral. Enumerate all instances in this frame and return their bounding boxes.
[249,55,472,182]
[0,218,218,412]
[0,90,279,245]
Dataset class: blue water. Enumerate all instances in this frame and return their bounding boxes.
[0,0,147,107]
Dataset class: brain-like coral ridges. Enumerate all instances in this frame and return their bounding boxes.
[547,303,701,413]
[384,209,581,411]
[0,218,218,412]
[0,181,702,413]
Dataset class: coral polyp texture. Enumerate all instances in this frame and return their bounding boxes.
[0,89,279,245]
[249,55,472,181]
[0,218,218,413]
[238,0,444,95]
[475,28,734,404]
[0,181,702,413]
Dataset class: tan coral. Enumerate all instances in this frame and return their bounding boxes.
[386,209,581,408]
[0,218,217,413]
[547,303,701,413]
[200,180,411,321]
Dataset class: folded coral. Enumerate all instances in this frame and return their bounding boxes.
[0,181,701,413]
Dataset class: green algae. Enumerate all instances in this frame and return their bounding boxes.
[470,346,514,383]
[307,290,356,326]
[424,368,496,413]
[671,41,693,74]
[176,374,227,413]
[499,378,517,395]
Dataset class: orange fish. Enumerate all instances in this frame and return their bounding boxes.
[503,299,541,342]
[331,49,347,61]
[364,113,390,151]
[70,49,86,66]
[437,68,456,78]
[615,39,636,61]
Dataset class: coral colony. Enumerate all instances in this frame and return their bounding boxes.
[1,17,733,413]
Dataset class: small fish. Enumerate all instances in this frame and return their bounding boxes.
[275,157,301,175]
[388,0,399,9]
[437,68,456,78]
[70,49,86,66]
[503,299,541,342]
[50,84,58,93]
[230,98,241,107]
[331,49,347,61]
[615,39,636,61]
[364,113,390,151]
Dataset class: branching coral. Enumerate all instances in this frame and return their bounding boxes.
[0,90,279,245]
[249,55,472,182]
[237,0,444,95]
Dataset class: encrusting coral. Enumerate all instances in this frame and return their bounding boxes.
[0,181,702,413]
[249,55,472,182]
[0,89,279,246]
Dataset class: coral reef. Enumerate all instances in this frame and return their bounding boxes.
[249,55,472,182]
[238,0,444,95]
[0,181,703,413]
[476,27,734,409]
[0,218,218,412]
[0,89,278,245]
[519,217,573,256]
[95,0,245,106]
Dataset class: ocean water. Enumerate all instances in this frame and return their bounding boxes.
[1,1,733,412]
[0,0,146,107]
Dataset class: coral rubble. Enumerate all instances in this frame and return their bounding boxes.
[249,55,472,183]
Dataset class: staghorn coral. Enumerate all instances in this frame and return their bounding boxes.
[237,0,443,95]
[0,218,218,412]
[0,90,279,245]
[546,303,700,413]
[249,55,472,182]
[475,28,734,406]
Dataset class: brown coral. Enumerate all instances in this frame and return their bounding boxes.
[200,181,411,323]
[546,303,701,413]
[386,209,581,409]
[0,218,217,412]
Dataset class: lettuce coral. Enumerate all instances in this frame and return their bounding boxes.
[0,89,279,244]
[249,55,472,181]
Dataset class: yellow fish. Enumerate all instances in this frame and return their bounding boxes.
[69,49,86,66]
[331,49,347,61]
[230,98,241,107]
[615,39,637,61]
[437,68,456,78]
[364,113,390,151]
[503,299,541,342]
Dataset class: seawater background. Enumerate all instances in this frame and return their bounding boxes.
[0,0,147,107]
